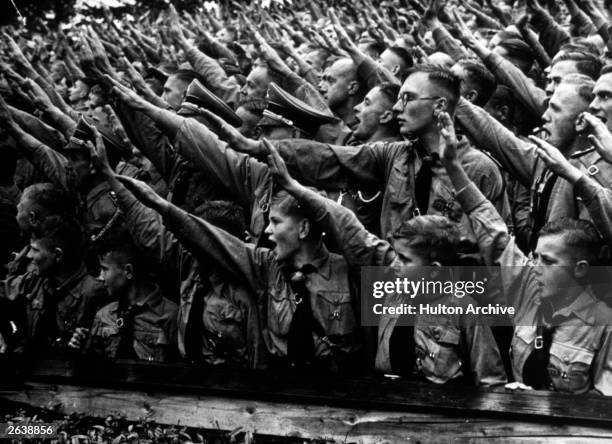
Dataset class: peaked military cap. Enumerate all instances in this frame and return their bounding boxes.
[177,79,242,127]
[258,82,336,138]
[145,66,170,85]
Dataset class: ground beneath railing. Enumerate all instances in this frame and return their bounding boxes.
[0,400,326,444]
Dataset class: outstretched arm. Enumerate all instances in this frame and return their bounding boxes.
[266,139,395,267]
[529,128,612,247]
[116,175,269,295]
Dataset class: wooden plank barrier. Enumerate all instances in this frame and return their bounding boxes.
[1,355,612,442]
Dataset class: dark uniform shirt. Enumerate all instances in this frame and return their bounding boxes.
[2,263,110,351]
[270,135,509,241]
[458,180,612,395]
[162,202,360,365]
[293,185,507,386]
[87,285,178,362]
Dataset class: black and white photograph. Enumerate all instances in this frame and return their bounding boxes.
[1,0,612,441]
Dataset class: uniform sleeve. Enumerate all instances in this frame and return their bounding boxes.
[456,98,539,188]
[432,25,470,61]
[574,174,612,247]
[271,139,396,191]
[294,185,396,267]
[184,44,241,108]
[9,106,66,151]
[174,119,271,210]
[114,103,176,180]
[12,129,70,190]
[456,181,536,311]
[529,10,571,57]
[113,182,184,277]
[163,202,270,295]
[482,52,547,118]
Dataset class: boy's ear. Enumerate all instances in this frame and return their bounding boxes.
[298,218,310,240]
[54,247,64,263]
[125,263,134,280]
[347,80,360,96]
[433,97,448,114]
[465,89,478,104]
[429,262,442,279]
[379,109,393,124]
[573,259,590,279]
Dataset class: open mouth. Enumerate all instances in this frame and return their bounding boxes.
[596,114,608,124]
[532,126,551,140]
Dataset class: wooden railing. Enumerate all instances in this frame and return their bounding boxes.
[1,354,612,442]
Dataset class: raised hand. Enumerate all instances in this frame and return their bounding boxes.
[107,75,149,111]
[68,327,89,349]
[0,94,16,129]
[582,113,612,165]
[329,10,356,54]
[438,112,458,164]
[191,107,263,155]
[23,78,54,112]
[87,126,114,177]
[104,104,131,146]
[119,57,149,92]
[0,64,26,91]
[525,0,544,14]
[265,138,298,191]
[4,34,34,75]
[168,4,187,45]
[423,0,444,23]
[451,9,479,49]
[528,135,582,183]
[116,175,170,214]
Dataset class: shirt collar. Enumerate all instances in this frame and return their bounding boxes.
[310,244,332,279]
[413,135,469,163]
[131,285,164,316]
[549,288,598,325]
[281,244,332,280]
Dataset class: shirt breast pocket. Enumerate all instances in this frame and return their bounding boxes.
[548,342,594,394]
[416,325,462,383]
[100,325,120,338]
[313,291,356,337]
[134,328,170,362]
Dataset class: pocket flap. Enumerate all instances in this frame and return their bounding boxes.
[317,291,351,305]
[515,325,536,344]
[550,341,594,366]
[437,327,461,345]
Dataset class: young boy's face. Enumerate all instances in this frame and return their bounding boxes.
[391,239,429,268]
[533,233,584,300]
[265,206,303,262]
[98,253,130,298]
[28,238,58,275]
